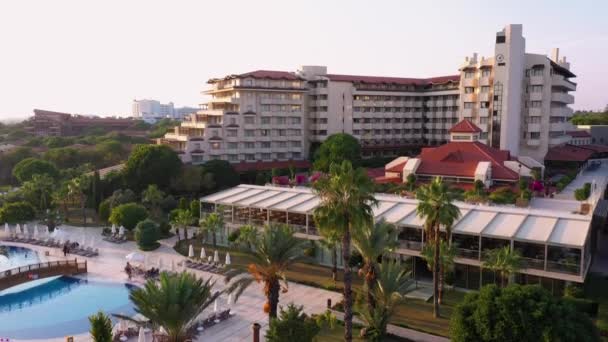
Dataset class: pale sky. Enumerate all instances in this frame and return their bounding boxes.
[1,0,607,119]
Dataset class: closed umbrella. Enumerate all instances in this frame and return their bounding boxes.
[188,245,194,258]
[213,299,218,312]
[33,224,38,239]
[16,224,21,235]
[137,326,146,342]
[45,225,50,236]
[213,250,219,263]
[111,224,117,235]
[23,224,28,236]
[81,233,86,247]
[118,226,125,237]
[4,223,9,235]
[200,247,206,259]
[225,253,231,265]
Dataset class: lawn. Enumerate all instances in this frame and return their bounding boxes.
[316,323,412,341]
[175,239,463,338]
[584,273,608,340]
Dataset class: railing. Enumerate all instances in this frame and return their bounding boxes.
[546,261,580,275]
[521,257,545,270]
[398,240,422,251]
[0,259,87,291]
[456,248,479,260]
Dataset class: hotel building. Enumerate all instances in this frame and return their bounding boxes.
[160,24,578,167]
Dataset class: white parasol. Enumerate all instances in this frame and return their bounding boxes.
[125,252,145,264]
[33,224,39,238]
[200,247,206,259]
[15,224,21,235]
[23,224,28,236]
[118,226,125,237]
[137,326,146,342]
[213,250,219,263]
[4,223,9,235]
[188,245,194,258]
[213,299,218,312]
[111,224,117,235]
[225,253,231,265]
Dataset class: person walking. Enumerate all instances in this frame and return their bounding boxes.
[62,244,68,257]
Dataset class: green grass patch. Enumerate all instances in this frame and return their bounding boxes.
[316,322,412,341]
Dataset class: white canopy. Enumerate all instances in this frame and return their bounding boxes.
[200,247,206,259]
[225,253,231,265]
[126,252,145,263]
[213,250,219,263]
[188,245,194,258]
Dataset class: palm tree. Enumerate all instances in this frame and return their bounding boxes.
[318,230,341,284]
[68,175,89,226]
[416,177,461,318]
[483,246,522,287]
[52,182,70,219]
[129,272,221,342]
[224,224,305,321]
[199,212,224,248]
[358,260,412,341]
[352,219,397,309]
[88,311,113,342]
[142,184,164,220]
[233,224,258,251]
[421,240,456,304]
[313,160,377,342]
[171,209,193,241]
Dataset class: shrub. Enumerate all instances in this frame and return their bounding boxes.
[266,303,321,342]
[563,297,599,317]
[0,201,36,224]
[98,199,111,223]
[158,220,172,238]
[227,229,240,243]
[489,187,517,204]
[564,283,584,298]
[12,158,59,183]
[109,203,148,230]
[88,311,113,342]
[135,219,161,250]
[348,250,363,268]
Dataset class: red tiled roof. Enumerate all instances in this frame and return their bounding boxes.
[449,119,482,133]
[567,130,591,138]
[386,161,408,173]
[580,144,608,153]
[366,167,386,178]
[544,144,595,162]
[233,160,310,172]
[325,74,459,86]
[238,70,301,80]
[416,141,518,180]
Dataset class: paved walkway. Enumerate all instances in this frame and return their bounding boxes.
[2,225,340,342]
[330,310,448,342]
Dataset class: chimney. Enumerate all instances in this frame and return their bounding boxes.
[472,53,478,63]
[551,48,560,63]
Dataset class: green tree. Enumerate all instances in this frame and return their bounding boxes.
[98,199,111,223]
[266,304,321,342]
[405,173,417,191]
[313,160,376,341]
[130,272,221,342]
[68,175,90,226]
[189,200,200,221]
[318,230,341,284]
[123,144,182,192]
[450,284,599,342]
[358,261,412,341]
[12,157,59,183]
[170,209,193,241]
[170,164,204,195]
[109,203,148,231]
[20,174,56,212]
[135,219,161,250]
[313,133,361,172]
[88,311,113,342]
[233,224,258,251]
[421,240,456,303]
[199,212,224,247]
[200,160,239,193]
[482,246,522,288]
[0,201,36,223]
[225,224,305,321]
[0,147,36,184]
[352,220,397,309]
[141,184,165,220]
[416,177,461,318]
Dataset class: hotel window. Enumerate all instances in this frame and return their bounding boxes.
[227,142,238,149]
[227,154,238,161]
[244,142,255,149]
[464,71,475,79]
[261,141,271,148]
[465,87,475,94]
[530,85,543,93]
[290,94,302,100]
[261,153,271,160]
[480,102,490,108]
[353,130,361,135]
[530,132,541,139]
[531,68,544,77]
[480,86,490,93]
[275,117,286,125]
[211,142,221,149]
[464,102,475,109]
[244,79,252,86]
[260,129,269,136]
[318,130,327,136]
[481,69,491,77]
[244,129,255,137]
[530,101,542,108]
[245,154,255,161]
[479,117,489,124]
[291,105,301,112]
[226,129,237,137]
[290,117,301,124]
[480,132,489,139]
[261,117,271,124]
[261,105,270,112]
[244,117,254,124]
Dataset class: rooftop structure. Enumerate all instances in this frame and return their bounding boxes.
[201,183,602,284]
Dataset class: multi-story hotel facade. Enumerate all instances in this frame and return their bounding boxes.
[160,24,578,167]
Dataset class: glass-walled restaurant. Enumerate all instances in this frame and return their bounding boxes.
[201,185,594,291]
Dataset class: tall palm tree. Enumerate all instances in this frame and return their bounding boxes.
[171,209,193,241]
[224,224,304,321]
[129,272,221,342]
[313,160,377,342]
[421,240,456,304]
[318,230,341,284]
[416,177,461,318]
[352,219,398,309]
[22,174,56,212]
[358,260,412,341]
[199,212,224,248]
[483,246,522,287]
[68,175,89,226]
[233,224,258,251]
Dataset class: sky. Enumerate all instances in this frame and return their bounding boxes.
[0,0,607,120]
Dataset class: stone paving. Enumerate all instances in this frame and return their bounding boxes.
[1,225,341,342]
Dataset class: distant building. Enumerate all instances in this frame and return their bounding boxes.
[566,130,592,145]
[378,120,542,188]
[26,109,139,137]
[132,99,197,123]
[576,125,608,145]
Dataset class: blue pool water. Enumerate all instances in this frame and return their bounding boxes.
[0,276,137,339]
[0,245,40,272]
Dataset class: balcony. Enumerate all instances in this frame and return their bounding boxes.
[261,98,303,105]
[550,106,573,117]
[527,123,541,132]
[478,93,490,102]
[478,108,490,117]
[529,92,543,102]
[528,108,542,116]
[479,77,491,86]
[552,75,577,91]
[462,93,476,102]
[527,139,541,146]
[398,240,422,251]
[546,260,580,275]
[530,76,545,85]
[551,93,575,104]
[210,96,238,104]
[462,108,474,117]
[462,78,477,87]
[521,257,545,271]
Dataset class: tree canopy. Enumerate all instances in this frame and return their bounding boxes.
[109,202,148,230]
[199,160,239,193]
[0,201,36,224]
[450,284,599,342]
[12,158,59,183]
[570,110,608,125]
[313,133,361,172]
[123,144,182,192]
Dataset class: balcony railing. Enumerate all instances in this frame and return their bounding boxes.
[546,260,580,275]
[521,257,545,270]
[456,248,479,260]
[398,240,422,251]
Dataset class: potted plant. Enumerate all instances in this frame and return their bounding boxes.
[574,183,591,214]
[516,178,531,207]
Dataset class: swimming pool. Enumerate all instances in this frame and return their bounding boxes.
[0,245,40,272]
[0,276,137,339]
